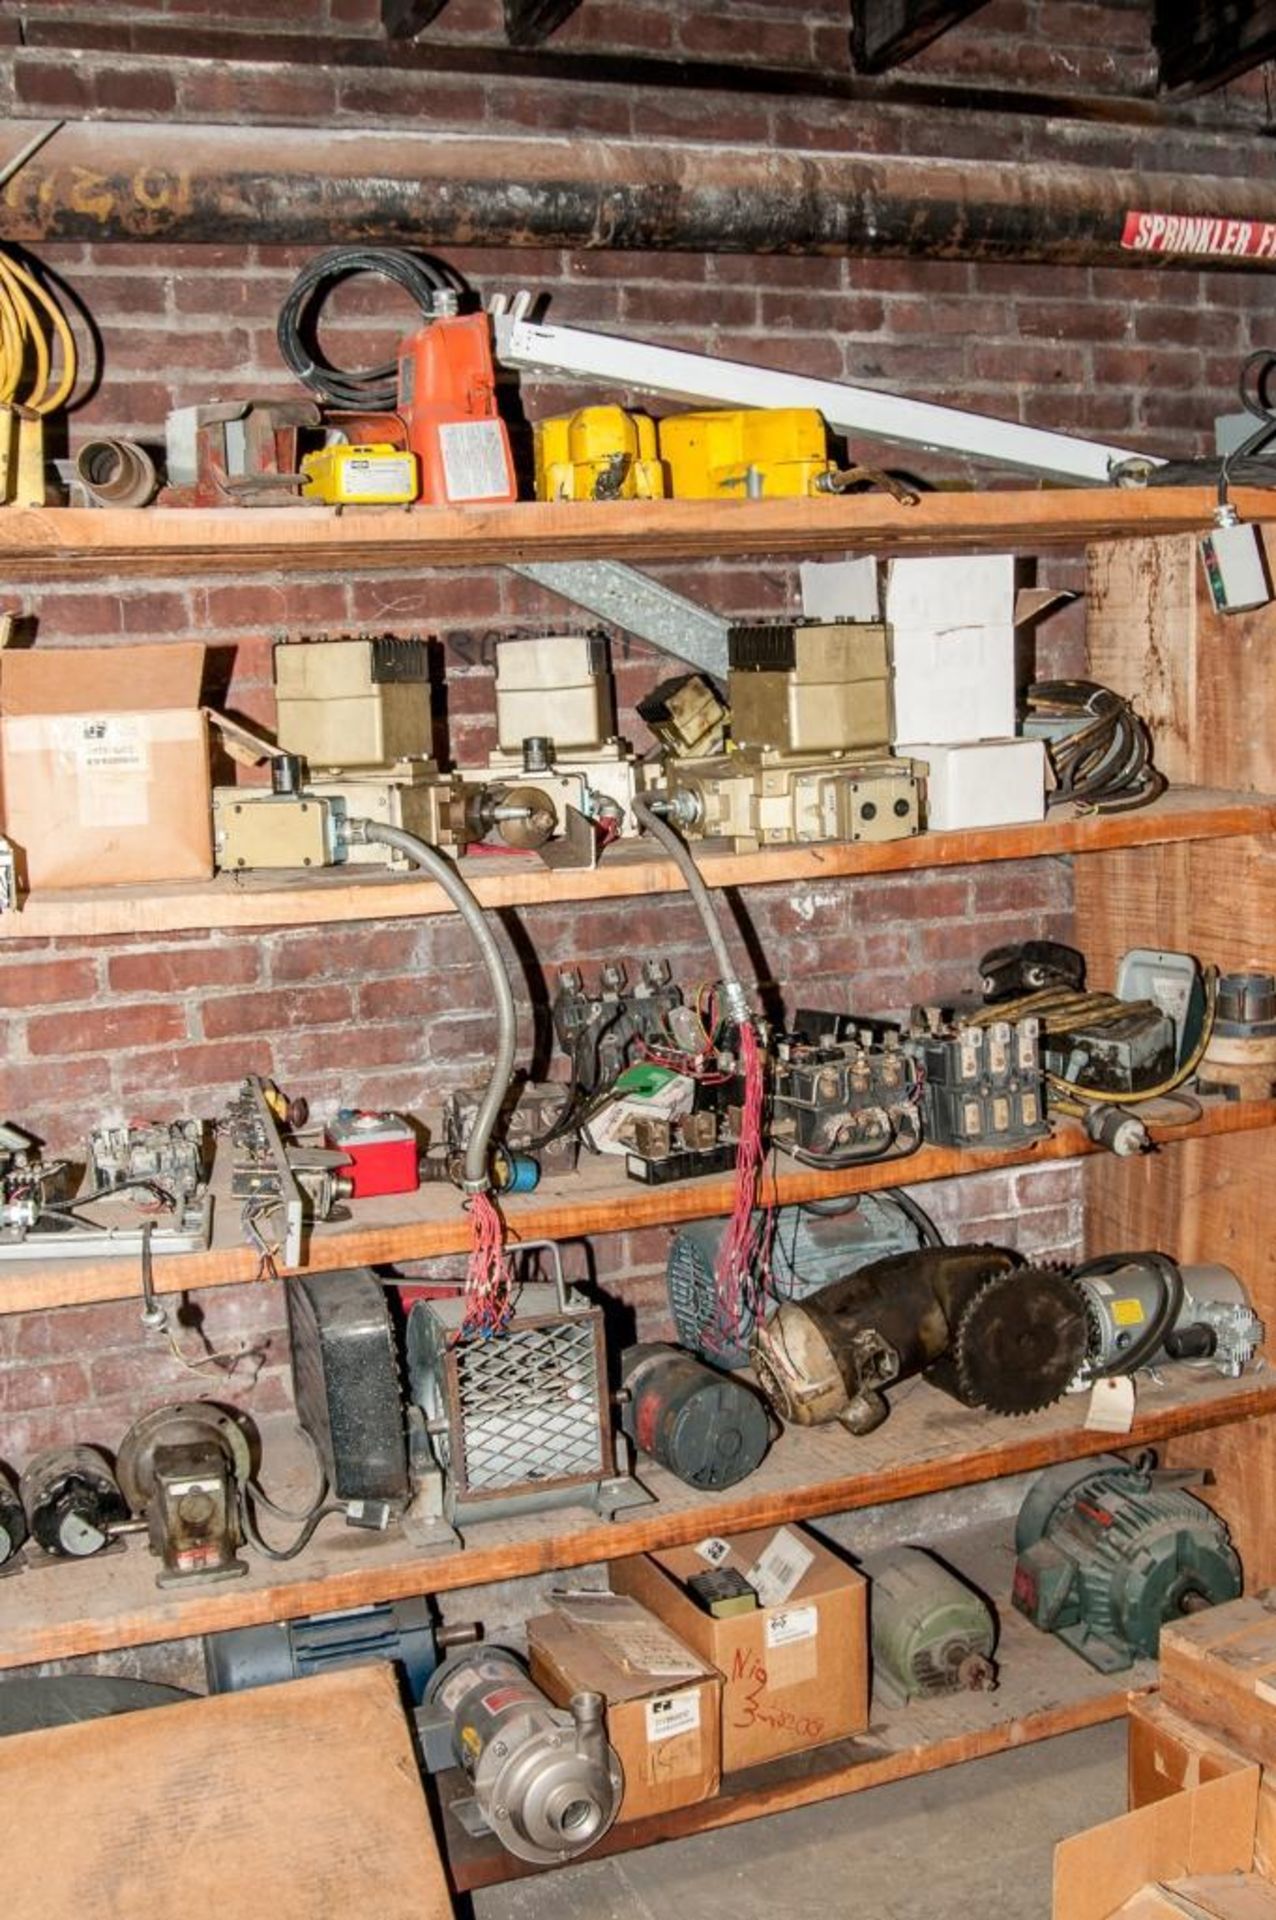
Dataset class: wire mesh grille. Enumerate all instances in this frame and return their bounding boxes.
[452,1317,604,1493]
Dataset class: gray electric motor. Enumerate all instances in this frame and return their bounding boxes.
[417,1647,623,1865]
[1071,1255,1261,1386]
[863,1546,998,1703]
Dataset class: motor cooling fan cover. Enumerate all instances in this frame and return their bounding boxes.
[951,1266,1088,1415]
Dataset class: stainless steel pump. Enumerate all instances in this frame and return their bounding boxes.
[416,1646,623,1865]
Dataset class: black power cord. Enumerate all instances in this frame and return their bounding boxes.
[1025,679,1166,815]
[276,247,458,411]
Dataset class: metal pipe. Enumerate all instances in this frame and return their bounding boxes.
[4,119,1276,268]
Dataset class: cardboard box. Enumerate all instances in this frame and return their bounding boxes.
[1116,1878,1276,1920]
[609,1524,868,1773]
[1053,1765,1262,1920]
[897,737,1046,831]
[0,643,212,889]
[1129,1697,1255,1810]
[528,1592,721,1823]
[1161,1599,1276,1772]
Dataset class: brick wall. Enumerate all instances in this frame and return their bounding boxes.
[0,1,1264,1449]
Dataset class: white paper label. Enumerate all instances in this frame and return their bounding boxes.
[437,1668,475,1715]
[695,1536,732,1568]
[340,455,415,499]
[77,715,145,773]
[1084,1375,1137,1433]
[765,1604,818,1649]
[746,1527,815,1609]
[645,1692,701,1744]
[438,419,511,501]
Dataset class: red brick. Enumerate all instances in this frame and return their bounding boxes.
[267,923,420,983]
[0,1056,114,1127]
[26,1001,187,1057]
[113,1040,252,1103]
[108,946,260,994]
[0,1359,90,1413]
[0,958,98,1008]
[273,1024,428,1077]
[94,62,178,113]
[201,985,353,1040]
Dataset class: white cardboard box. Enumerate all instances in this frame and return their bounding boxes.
[885,553,1015,630]
[890,624,1016,744]
[898,737,1046,831]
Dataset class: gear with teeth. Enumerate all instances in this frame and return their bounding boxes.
[950,1265,1089,1416]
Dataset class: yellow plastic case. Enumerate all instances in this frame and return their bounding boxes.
[299,443,418,505]
[659,407,833,498]
[534,405,666,501]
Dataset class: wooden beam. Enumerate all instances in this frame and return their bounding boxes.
[380,0,449,38]
[852,0,992,75]
[503,0,583,47]
[1155,0,1276,95]
[0,1101,1271,1321]
[2,492,1276,583]
[0,1372,1269,1670]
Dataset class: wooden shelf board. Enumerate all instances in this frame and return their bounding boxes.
[439,1528,1155,1893]
[0,786,1269,942]
[2,1099,1272,1317]
[0,488,1268,579]
[1,1366,1270,1671]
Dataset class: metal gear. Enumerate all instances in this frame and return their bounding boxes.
[950,1265,1088,1415]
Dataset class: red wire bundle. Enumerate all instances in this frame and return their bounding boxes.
[713,1016,770,1343]
[462,1188,513,1340]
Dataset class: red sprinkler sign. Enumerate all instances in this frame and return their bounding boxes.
[1122,210,1276,260]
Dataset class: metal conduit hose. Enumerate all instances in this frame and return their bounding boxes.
[345,820,517,1196]
[633,795,747,1021]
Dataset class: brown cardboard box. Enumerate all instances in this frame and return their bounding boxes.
[1115,1880,1276,1920]
[1161,1600,1276,1772]
[1130,1697,1256,1809]
[609,1524,868,1773]
[528,1593,721,1823]
[0,643,213,888]
[1053,1766,1262,1920]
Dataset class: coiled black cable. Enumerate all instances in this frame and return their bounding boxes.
[1073,1251,1184,1377]
[276,247,457,411]
[1025,679,1166,815]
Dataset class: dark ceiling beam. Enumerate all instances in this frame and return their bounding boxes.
[851,0,993,75]
[4,117,1276,271]
[380,0,449,38]
[1155,0,1276,96]
[502,0,584,47]
[11,18,1258,134]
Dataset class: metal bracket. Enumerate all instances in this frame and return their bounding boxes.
[510,559,730,676]
[494,309,1161,486]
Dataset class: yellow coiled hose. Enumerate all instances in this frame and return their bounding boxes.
[0,247,76,415]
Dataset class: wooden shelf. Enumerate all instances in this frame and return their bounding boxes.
[2,1098,1272,1317]
[1,1365,1270,1671]
[0,786,1270,941]
[0,487,1269,579]
[438,1528,1155,1893]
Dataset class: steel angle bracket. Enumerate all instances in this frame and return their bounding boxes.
[509,559,731,677]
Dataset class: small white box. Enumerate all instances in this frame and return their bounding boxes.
[885,553,1015,630]
[890,623,1016,745]
[800,557,880,621]
[898,738,1046,831]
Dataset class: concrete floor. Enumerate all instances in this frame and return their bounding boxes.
[472,1722,1127,1920]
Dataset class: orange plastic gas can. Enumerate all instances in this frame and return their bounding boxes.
[396,314,517,506]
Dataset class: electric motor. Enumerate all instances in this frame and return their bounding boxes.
[0,1464,26,1566]
[205,1598,476,1704]
[417,1647,623,1865]
[667,1193,929,1368]
[620,1343,771,1490]
[1012,1455,1242,1671]
[1071,1255,1262,1384]
[20,1445,128,1558]
[863,1546,997,1702]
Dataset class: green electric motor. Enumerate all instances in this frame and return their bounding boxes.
[864,1545,998,1703]
[1011,1455,1242,1673]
